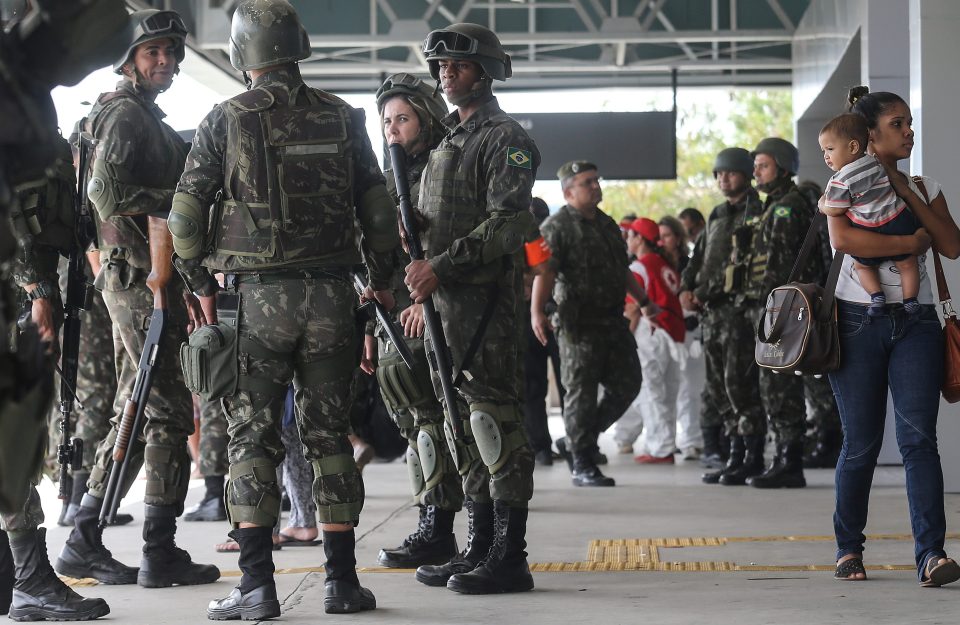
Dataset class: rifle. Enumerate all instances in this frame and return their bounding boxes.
[98,215,171,527]
[388,143,463,437]
[352,271,415,370]
[55,130,97,501]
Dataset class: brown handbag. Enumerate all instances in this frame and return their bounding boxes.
[755,213,844,376]
[912,177,960,402]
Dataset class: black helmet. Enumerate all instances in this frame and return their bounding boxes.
[422,23,511,81]
[713,147,753,178]
[113,9,187,75]
[229,0,310,71]
[751,137,800,176]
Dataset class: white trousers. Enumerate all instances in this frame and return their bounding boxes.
[613,319,683,457]
[675,332,704,450]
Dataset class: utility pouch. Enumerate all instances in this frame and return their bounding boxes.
[179,294,241,401]
[723,264,744,294]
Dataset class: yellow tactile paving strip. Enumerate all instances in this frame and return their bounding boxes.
[62,532,960,584]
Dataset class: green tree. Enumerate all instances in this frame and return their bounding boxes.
[602,90,792,222]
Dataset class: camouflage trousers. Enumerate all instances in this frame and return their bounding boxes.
[804,374,841,435]
[755,308,806,445]
[197,397,229,477]
[701,305,765,436]
[86,269,194,509]
[428,278,533,506]
[0,482,44,533]
[45,286,115,475]
[222,276,362,528]
[557,317,642,454]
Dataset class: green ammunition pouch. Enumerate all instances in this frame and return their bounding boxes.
[179,294,241,402]
[375,334,434,411]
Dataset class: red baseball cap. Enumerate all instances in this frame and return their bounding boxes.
[629,217,660,243]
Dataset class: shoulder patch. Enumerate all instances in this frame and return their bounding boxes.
[507,147,532,169]
[773,206,791,218]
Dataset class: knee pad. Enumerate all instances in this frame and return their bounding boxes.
[405,444,425,502]
[469,402,527,475]
[143,444,189,507]
[376,339,435,412]
[226,457,280,527]
[417,424,447,492]
[310,453,364,524]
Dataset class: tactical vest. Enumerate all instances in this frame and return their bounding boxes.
[205,86,363,271]
[419,114,511,285]
[744,182,811,301]
[10,137,75,255]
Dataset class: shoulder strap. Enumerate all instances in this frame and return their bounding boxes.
[783,212,844,321]
[912,176,953,305]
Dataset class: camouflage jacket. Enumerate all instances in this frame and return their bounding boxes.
[176,67,392,282]
[87,80,189,270]
[9,135,75,289]
[746,179,814,302]
[418,97,540,286]
[681,187,765,307]
[540,204,629,328]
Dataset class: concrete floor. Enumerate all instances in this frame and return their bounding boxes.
[34,419,960,625]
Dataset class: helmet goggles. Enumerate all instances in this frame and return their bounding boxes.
[422,30,479,57]
[140,11,187,38]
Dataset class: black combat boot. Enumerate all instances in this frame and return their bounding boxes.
[55,495,138,584]
[447,501,534,594]
[571,452,615,487]
[804,428,843,469]
[138,504,220,588]
[1,531,14,614]
[702,435,744,484]
[323,530,376,614]
[748,441,807,489]
[699,426,726,470]
[8,529,110,622]
[378,505,458,568]
[719,435,766,486]
[416,499,494,587]
[208,527,280,621]
[184,476,227,522]
[554,437,574,472]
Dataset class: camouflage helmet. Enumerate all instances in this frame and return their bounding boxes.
[113,9,187,74]
[376,73,448,123]
[713,147,753,178]
[751,137,800,176]
[422,23,512,81]
[229,0,310,71]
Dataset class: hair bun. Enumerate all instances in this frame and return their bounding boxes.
[848,86,870,107]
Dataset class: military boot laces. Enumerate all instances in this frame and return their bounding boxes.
[446,502,533,595]
[415,500,492,587]
[55,497,138,585]
[378,506,458,568]
[8,529,110,622]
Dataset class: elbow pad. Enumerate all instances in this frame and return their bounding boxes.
[86,157,120,221]
[169,192,206,260]
[356,184,400,254]
[477,211,536,264]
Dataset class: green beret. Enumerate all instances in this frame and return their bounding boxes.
[556,160,597,181]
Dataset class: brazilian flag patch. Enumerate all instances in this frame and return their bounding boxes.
[506,147,532,169]
[773,206,791,218]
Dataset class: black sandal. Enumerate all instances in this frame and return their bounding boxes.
[834,557,867,581]
[920,556,960,587]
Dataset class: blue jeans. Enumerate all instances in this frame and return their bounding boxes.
[829,301,946,579]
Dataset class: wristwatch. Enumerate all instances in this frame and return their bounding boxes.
[27,281,54,301]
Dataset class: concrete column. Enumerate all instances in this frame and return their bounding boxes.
[910,0,960,492]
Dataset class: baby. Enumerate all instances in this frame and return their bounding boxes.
[819,113,921,316]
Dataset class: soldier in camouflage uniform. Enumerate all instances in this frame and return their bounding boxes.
[405,23,538,595]
[532,161,650,489]
[169,0,399,616]
[181,397,229,522]
[1,134,112,621]
[744,138,813,489]
[679,147,767,487]
[56,9,220,590]
[370,73,466,569]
